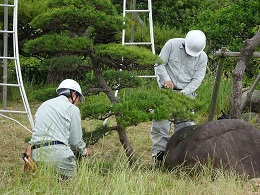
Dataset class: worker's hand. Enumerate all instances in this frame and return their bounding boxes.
[25,145,32,157]
[164,81,174,89]
[84,148,92,157]
[87,148,92,156]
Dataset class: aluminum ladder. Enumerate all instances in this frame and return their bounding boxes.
[122,0,155,56]
[0,0,34,133]
[122,0,159,79]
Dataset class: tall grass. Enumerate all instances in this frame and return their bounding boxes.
[196,74,233,122]
[1,71,258,194]
[0,148,253,195]
[0,116,254,195]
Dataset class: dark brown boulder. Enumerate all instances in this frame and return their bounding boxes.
[242,90,260,113]
[164,119,260,178]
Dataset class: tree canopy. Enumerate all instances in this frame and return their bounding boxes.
[194,0,260,51]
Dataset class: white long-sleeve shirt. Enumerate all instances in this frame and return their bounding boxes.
[155,38,208,95]
[30,95,87,158]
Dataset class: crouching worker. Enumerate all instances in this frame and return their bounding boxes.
[28,79,92,178]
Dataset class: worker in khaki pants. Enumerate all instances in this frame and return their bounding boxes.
[27,79,92,178]
[151,30,208,166]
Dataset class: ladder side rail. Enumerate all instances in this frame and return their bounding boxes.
[148,0,155,54]
[11,1,24,106]
[122,0,127,46]
[0,113,32,133]
[12,0,22,92]
[148,0,157,81]
[16,61,35,129]
[13,0,35,129]
[2,0,9,110]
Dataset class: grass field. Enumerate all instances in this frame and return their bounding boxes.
[1,101,260,194]
[1,76,260,194]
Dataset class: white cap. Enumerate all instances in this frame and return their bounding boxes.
[56,79,85,101]
[185,30,206,57]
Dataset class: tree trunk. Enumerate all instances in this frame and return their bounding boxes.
[117,126,137,166]
[92,58,137,165]
[231,30,260,118]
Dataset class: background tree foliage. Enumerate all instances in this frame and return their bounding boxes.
[23,0,123,83]
[193,0,260,83]
[194,0,260,51]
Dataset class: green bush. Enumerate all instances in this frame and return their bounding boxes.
[29,86,57,102]
[24,33,93,56]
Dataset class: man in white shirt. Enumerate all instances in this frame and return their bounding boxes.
[29,79,92,178]
[151,30,208,166]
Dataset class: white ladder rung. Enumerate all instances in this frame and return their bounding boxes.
[136,75,157,78]
[0,110,29,114]
[0,83,21,87]
[0,56,17,60]
[125,9,150,13]
[124,42,152,45]
[0,4,15,7]
[0,30,15,33]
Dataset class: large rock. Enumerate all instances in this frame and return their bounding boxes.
[242,90,260,113]
[242,112,260,129]
[164,119,260,178]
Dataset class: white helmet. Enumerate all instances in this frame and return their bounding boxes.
[185,30,206,57]
[56,79,85,101]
